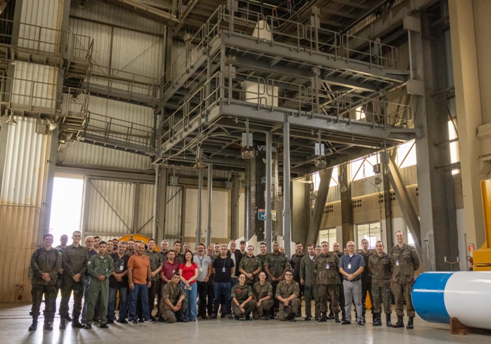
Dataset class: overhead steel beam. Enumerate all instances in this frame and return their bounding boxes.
[306,168,332,246]
[221,102,420,140]
[384,152,422,253]
[174,0,200,33]
[94,0,179,26]
[232,55,379,93]
[221,33,407,83]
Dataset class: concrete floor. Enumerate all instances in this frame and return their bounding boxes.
[1,303,490,344]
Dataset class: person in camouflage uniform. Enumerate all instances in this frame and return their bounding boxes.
[59,230,88,329]
[145,239,163,317]
[265,241,290,315]
[358,238,373,324]
[300,243,320,321]
[252,271,274,320]
[173,241,185,264]
[290,242,304,317]
[275,270,300,322]
[239,245,262,285]
[257,242,269,271]
[28,233,62,331]
[390,230,420,329]
[84,241,114,329]
[160,272,188,323]
[231,274,256,320]
[369,240,393,327]
[315,241,341,323]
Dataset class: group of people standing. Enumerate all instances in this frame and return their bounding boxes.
[28,230,419,331]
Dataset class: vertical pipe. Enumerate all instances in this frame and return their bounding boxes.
[244,162,250,242]
[133,182,141,234]
[265,131,273,251]
[153,165,159,240]
[196,168,203,247]
[283,122,292,258]
[206,164,213,247]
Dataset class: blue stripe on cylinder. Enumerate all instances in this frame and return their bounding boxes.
[412,272,454,324]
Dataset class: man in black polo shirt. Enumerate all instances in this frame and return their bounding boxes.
[211,244,235,319]
[338,241,365,326]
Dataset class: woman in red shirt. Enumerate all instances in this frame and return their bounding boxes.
[179,250,199,321]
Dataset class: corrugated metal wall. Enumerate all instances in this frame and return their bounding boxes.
[70,0,165,35]
[69,18,112,67]
[111,28,163,80]
[84,179,155,238]
[0,117,51,303]
[12,62,58,109]
[19,0,64,53]
[58,142,152,170]
[57,96,154,170]
[165,185,183,237]
[138,183,155,237]
[86,179,136,235]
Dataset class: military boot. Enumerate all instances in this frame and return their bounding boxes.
[373,313,382,326]
[43,321,53,331]
[392,315,404,328]
[318,312,327,322]
[334,314,340,323]
[28,318,38,331]
[72,318,84,328]
[386,314,392,327]
[406,317,414,329]
[59,318,66,330]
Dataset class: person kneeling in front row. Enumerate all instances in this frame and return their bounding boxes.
[276,270,300,322]
[160,272,188,323]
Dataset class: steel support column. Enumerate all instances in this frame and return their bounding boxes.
[408,12,459,271]
[231,174,240,240]
[133,182,141,234]
[306,168,332,246]
[340,164,353,246]
[265,131,273,251]
[156,166,167,242]
[206,163,213,247]
[283,122,292,258]
[196,168,203,246]
[384,152,421,253]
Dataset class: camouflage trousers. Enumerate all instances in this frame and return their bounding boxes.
[371,285,392,314]
[30,284,57,321]
[252,299,274,319]
[318,285,340,314]
[160,299,188,323]
[392,282,415,317]
[303,285,320,318]
[278,298,300,321]
[60,276,84,320]
[232,299,256,317]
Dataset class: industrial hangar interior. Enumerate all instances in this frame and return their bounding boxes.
[0,0,491,342]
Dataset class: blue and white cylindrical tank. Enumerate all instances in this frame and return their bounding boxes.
[412,272,491,330]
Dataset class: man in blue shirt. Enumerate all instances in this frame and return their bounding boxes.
[338,241,365,326]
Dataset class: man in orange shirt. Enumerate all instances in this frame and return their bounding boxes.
[128,242,155,324]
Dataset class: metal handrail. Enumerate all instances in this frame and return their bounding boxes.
[0,18,92,62]
[158,70,411,152]
[162,5,399,91]
[83,111,155,148]
[89,65,159,97]
[0,74,89,114]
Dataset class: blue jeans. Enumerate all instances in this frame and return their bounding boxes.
[181,282,197,321]
[214,282,231,315]
[108,286,128,321]
[129,283,151,321]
